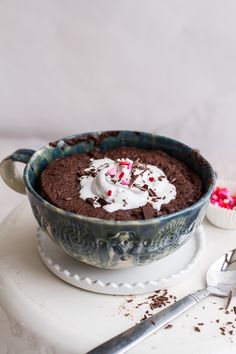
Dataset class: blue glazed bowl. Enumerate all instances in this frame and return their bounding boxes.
[0,131,215,269]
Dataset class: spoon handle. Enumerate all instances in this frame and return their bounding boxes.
[87,288,210,354]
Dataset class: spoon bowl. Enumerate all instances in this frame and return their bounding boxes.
[207,249,236,297]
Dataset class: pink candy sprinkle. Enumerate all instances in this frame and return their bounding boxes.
[119,161,130,166]
[121,179,129,185]
[119,160,133,170]
[107,190,112,196]
[149,177,155,182]
[119,172,125,180]
[107,167,117,177]
[210,186,236,210]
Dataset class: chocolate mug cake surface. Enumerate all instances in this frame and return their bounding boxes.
[39,147,202,221]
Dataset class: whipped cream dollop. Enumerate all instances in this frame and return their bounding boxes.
[79,158,176,213]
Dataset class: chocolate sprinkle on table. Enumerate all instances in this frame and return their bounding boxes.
[164,324,173,329]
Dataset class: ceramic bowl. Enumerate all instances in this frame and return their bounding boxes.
[0,131,215,269]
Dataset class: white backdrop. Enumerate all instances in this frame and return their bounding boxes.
[1,3,236,350]
[0,0,236,179]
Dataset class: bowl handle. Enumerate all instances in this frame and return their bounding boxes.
[0,149,35,194]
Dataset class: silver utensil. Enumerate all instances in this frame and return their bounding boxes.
[87,249,236,354]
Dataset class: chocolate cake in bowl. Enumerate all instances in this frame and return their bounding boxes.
[0,131,215,269]
[40,147,202,221]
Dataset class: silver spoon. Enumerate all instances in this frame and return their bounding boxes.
[87,249,236,354]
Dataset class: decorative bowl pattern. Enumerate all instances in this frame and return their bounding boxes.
[0,131,215,269]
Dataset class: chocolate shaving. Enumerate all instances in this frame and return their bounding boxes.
[139,184,149,191]
[233,306,236,314]
[225,290,232,310]
[97,163,109,171]
[140,314,148,321]
[194,326,201,332]
[164,324,173,329]
[142,206,154,219]
[49,140,59,147]
[129,167,138,187]
[97,198,109,207]
[86,198,95,206]
[148,188,157,197]
[152,197,161,202]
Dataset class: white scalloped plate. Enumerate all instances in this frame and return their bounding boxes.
[36,226,205,295]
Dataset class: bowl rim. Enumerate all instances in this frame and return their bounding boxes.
[24,130,216,225]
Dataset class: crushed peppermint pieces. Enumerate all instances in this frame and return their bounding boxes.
[118,171,125,180]
[211,186,236,210]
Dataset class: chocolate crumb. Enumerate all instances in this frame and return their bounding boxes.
[233,306,236,315]
[151,320,156,326]
[86,198,94,206]
[142,206,154,219]
[194,326,201,332]
[198,323,204,326]
[139,184,149,191]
